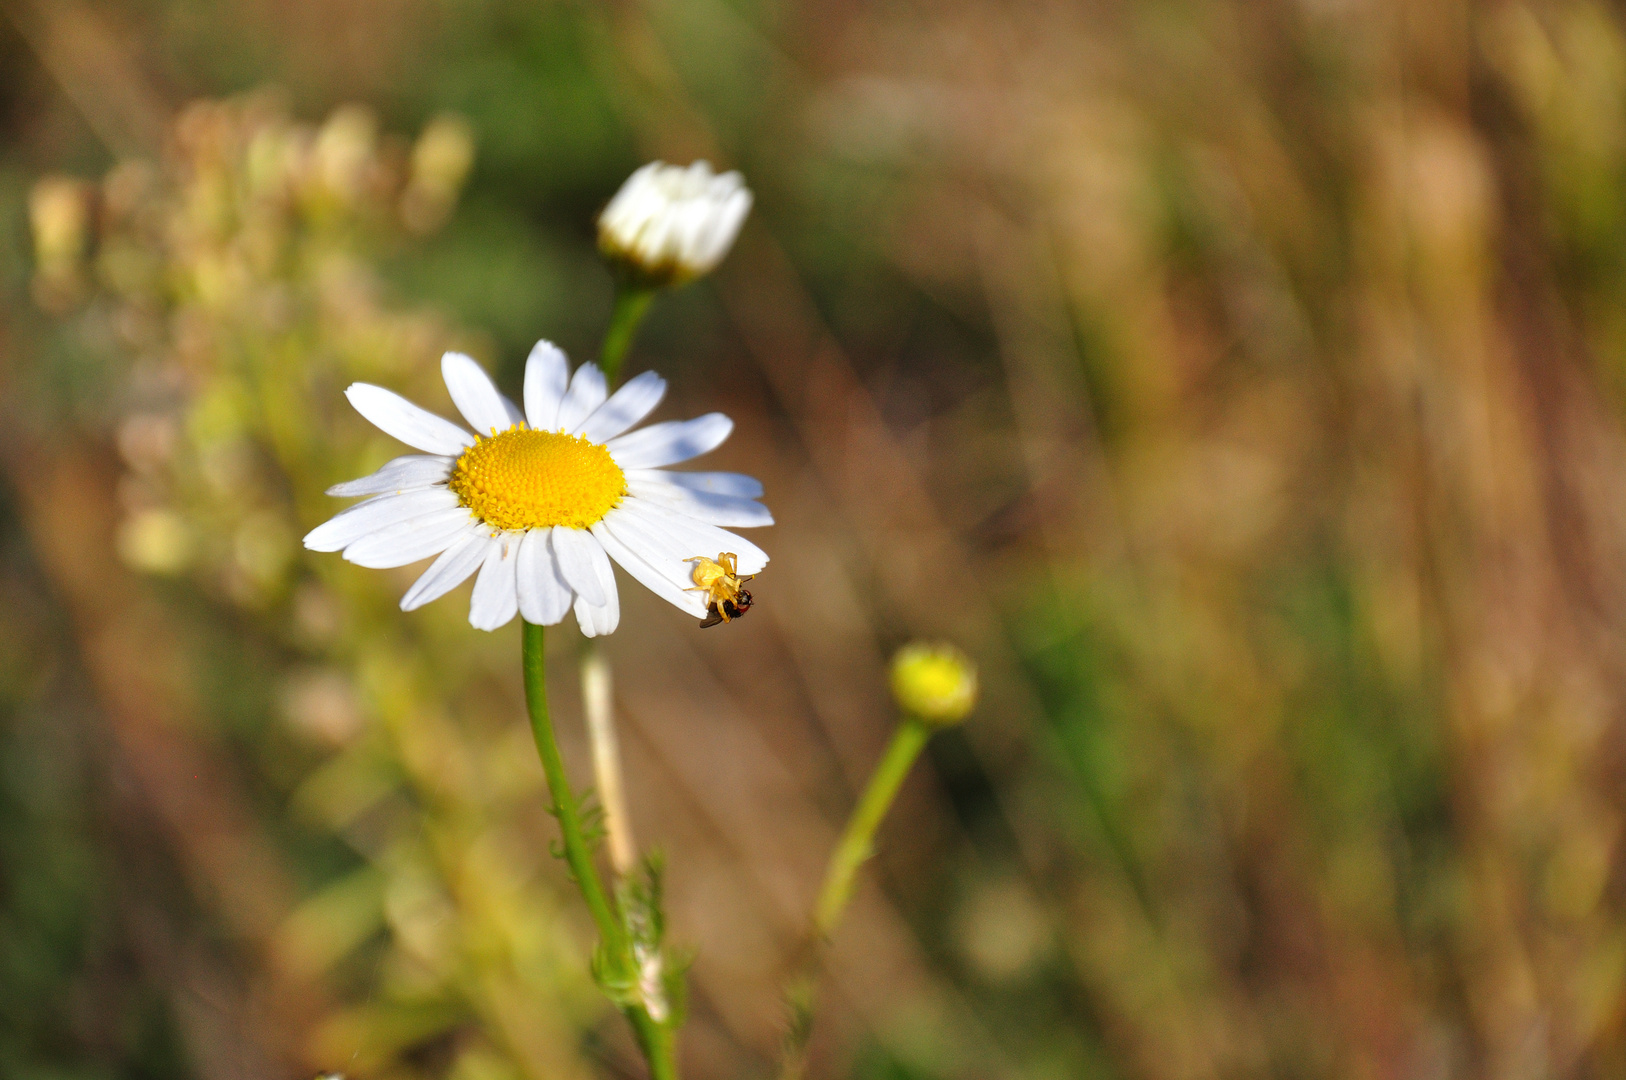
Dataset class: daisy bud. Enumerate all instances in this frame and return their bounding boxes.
[889,642,978,726]
[597,161,752,288]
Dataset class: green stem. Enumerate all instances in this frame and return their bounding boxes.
[779,717,933,1079]
[522,621,679,1080]
[630,1012,677,1080]
[599,283,657,385]
[523,621,623,948]
[814,717,932,937]
[601,284,656,385]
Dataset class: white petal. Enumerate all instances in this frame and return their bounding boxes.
[304,488,461,552]
[598,507,699,592]
[619,186,663,240]
[626,469,763,499]
[401,529,488,611]
[572,540,621,634]
[524,340,569,431]
[326,455,454,497]
[500,392,527,427]
[592,517,708,618]
[606,413,733,469]
[551,525,607,607]
[468,535,520,631]
[442,352,512,436]
[627,476,773,527]
[582,536,618,615]
[342,508,477,568]
[570,556,619,636]
[572,595,597,636]
[555,363,608,432]
[576,370,667,442]
[596,595,621,635]
[681,160,713,193]
[671,201,707,258]
[596,506,707,593]
[573,594,606,638]
[599,163,660,236]
[692,187,751,270]
[516,529,573,625]
[346,384,474,456]
[616,498,768,573]
[645,211,681,266]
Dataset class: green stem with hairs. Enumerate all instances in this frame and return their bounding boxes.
[522,621,678,1080]
[598,283,657,385]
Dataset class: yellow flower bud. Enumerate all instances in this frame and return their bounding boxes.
[889,642,978,726]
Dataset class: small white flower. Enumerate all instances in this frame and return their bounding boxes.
[305,345,772,634]
[598,161,752,286]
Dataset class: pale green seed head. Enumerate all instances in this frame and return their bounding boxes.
[889,642,978,726]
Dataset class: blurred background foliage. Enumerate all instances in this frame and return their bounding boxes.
[5,0,1626,1078]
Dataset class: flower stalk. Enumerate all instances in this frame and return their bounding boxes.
[599,284,656,386]
[778,716,932,1080]
[813,716,931,937]
[780,644,978,1078]
[523,621,678,1080]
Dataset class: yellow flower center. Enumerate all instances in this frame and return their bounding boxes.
[447,426,625,531]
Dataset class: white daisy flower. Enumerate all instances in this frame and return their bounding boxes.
[305,344,771,635]
[598,161,752,286]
